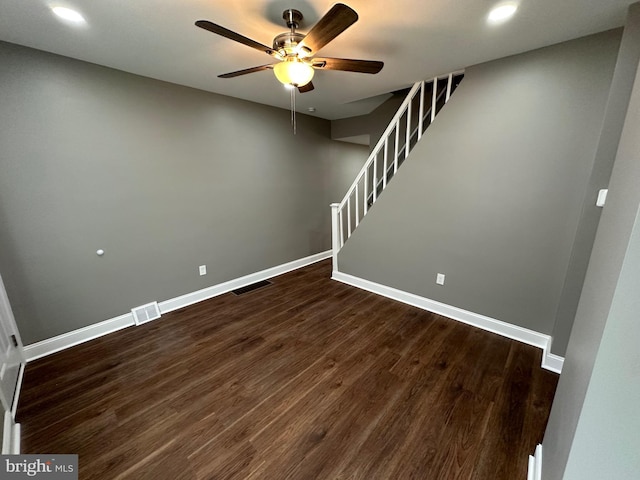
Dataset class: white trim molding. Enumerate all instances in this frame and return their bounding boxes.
[23,313,135,362]
[528,444,543,480]
[23,251,331,362]
[332,271,564,373]
[10,363,25,418]
[2,411,20,454]
[542,351,564,374]
[159,250,331,314]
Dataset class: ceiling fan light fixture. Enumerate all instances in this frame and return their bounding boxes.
[273,59,314,87]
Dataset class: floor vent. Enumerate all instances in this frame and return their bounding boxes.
[132,301,161,326]
[232,280,272,296]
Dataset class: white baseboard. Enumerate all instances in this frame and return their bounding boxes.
[2,411,20,454]
[542,350,564,374]
[332,271,564,373]
[528,444,542,480]
[23,313,135,362]
[24,252,562,377]
[23,251,332,362]
[160,250,331,314]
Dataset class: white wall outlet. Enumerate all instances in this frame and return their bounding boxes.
[199,265,207,276]
[436,273,445,285]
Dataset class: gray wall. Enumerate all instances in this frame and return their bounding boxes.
[331,92,406,149]
[366,92,409,154]
[337,30,621,345]
[551,3,640,355]
[0,41,367,345]
[542,7,640,478]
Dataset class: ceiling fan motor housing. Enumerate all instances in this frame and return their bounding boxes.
[273,32,307,57]
[276,10,311,58]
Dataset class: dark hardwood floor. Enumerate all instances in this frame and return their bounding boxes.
[18,259,558,479]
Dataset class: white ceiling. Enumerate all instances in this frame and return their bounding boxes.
[0,0,634,120]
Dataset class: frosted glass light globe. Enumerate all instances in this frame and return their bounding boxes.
[274,60,314,87]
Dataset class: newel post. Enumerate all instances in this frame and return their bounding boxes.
[330,203,340,273]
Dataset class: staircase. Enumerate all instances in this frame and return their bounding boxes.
[330,71,465,271]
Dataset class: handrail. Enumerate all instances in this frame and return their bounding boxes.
[338,81,422,210]
[365,88,447,206]
[396,85,449,163]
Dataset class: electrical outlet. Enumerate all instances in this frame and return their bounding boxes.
[199,265,207,276]
[436,273,445,285]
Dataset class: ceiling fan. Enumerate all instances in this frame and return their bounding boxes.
[195,3,384,93]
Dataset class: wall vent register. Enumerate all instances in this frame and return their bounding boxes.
[131,301,161,326]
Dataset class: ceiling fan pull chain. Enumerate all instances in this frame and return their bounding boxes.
[291,87,297,135]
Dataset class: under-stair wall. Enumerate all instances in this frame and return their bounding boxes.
[330,72,465,260]
[331,30,622,357]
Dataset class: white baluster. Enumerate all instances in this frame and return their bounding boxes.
[330,203,340,272]
[373,154,378,203]
[431,76,438,122]
[355,184,359,227]
[339,209,344,247]
[394,122,400,173]
[446,73,453,103]
[364,168,368,215]
[347,197,352,238]
[418,81,425,141]
[405,100,411,159]
[383,138,388,190]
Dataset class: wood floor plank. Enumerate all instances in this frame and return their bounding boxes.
[470,342,538,480]
[18,259,558,479]
[242,350,403,480]
[185,295,397,462]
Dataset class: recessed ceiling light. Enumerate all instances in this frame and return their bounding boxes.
[51,6,86,24]
[488,2,518,24]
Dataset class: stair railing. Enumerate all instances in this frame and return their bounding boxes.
[330,71,464,272]
[366,84,451,207]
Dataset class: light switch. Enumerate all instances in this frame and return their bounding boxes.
[596,189,608,207]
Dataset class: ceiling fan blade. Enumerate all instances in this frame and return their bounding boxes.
[218,65,274,78]
[312,58,384,74]
[298,3,358,54]
[195,20,278,57]
[298,82,315,93]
